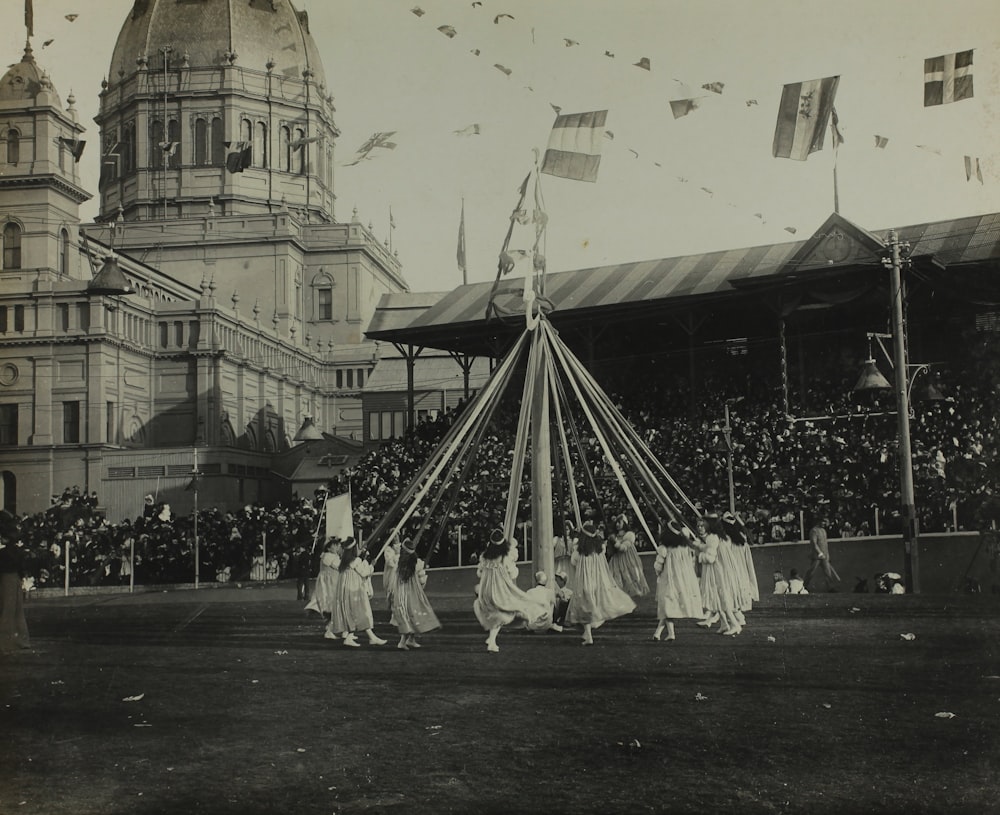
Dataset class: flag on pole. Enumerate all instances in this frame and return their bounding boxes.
[325,492,355,542]
[964,155,984,183]
[225,141,252,173]
[772,75,840,161]
[25,0,34,38]
[457,200,467,282]
[59,137,86,161]
[924,50,973,106]
[541,110,607,183]
[830,107,845,148]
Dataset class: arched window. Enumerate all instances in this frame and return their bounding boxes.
[195,118,208,165]
[279,126,290,172]
[6,130,19,165]
[294,128,306,174]
[2,223,22,270]
[60,229,70,275]
[253,121,267,168]
[210,117,224,166]
[149,120,163,168]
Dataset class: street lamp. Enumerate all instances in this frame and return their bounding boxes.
[853,231,922,592]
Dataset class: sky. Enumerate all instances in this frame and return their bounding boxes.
[5,0,1000,294]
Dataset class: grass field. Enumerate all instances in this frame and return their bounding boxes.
[2,581,998,815]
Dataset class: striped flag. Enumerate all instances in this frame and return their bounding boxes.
[541,110,607,183]
[772,75,840,161]
[924,50,973,106]
[874,135,889,149]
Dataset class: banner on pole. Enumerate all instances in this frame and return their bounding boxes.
[325,493,355,542]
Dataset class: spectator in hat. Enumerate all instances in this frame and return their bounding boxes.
[473,528,549,653]
[552,570,573,630]
[523,571,556,632]
[772,570,790,594]
[566,519,636,645]
[804,516,841,592]
[788,569,808,594]
[391,537,441,650]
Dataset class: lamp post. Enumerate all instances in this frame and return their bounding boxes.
[192,446,201,589]
[709,401,737,515]
[885,229,919,593]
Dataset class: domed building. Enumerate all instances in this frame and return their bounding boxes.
[0,1,411,520]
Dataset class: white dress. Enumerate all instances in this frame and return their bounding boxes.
[653,544,703,619]
[304,551,340,616]
[473,552,549,631]
[566,545,636,627]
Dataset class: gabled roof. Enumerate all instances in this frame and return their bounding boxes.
[366,211,1000,355]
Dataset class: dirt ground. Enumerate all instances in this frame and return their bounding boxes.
[2,583,998,815]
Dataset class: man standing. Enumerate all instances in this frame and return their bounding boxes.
[804,516,841,592]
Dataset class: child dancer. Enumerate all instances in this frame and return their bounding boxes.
[330,539,387,647]
[382,535,402,612]
[473,529,550,653]
[652,518,703,641]
[723,511,758,628]
[608,513,650,598]
[689,515,740,636]
[391,537,440,650]
[305,537,342,638]
[566,520,636,645]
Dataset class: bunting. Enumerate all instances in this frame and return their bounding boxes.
[924,50,973,106]
[964,155,984,184]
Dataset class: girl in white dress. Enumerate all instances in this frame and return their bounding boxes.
[382,537,402,612]
[607,513,650,598]
[330,539,387,647]
[688,515,741,636]
[305,538,341,631]
[553,520,576,589]
[652,518,703,641]
[391,538,441,650]
[473,529,549,653]
[723,511,757,628]
[566,520,636,645]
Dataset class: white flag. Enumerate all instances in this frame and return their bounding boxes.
[325,493,355,542]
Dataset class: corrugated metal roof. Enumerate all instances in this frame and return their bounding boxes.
[367,211,1000,348]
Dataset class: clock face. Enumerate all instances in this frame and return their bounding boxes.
[820,229,854,263]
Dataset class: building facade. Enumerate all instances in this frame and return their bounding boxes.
[0,0,410,520]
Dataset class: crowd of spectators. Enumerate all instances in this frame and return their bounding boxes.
[3,328,998,588]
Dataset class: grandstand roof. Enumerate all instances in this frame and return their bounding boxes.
[368,211,1000,356]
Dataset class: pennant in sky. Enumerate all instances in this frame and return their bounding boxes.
[159,141,179,156]
[604,130,614,140]
[874,135,889,149]
[289,135,323,148]
[541,110,607,183]
[628,148,639,158]
[494,64,512,76]
[564,39,579,47]
[347,131,398,165]
[916,144,942,155]
[700,187,713,196]
[604,50,615,58]
[634,57,651,71]
[411,6,425,16]
[784,226,798,234]
[669,98,699,119]
[470,49,481,56]
[225,141,252,173]
[486,172,531,319]
[42,38,54,48]
[25,0,33,37]
[437,24,457,38]
[457,200,467,279]
[494,13,514,23]
[772,75,840,161]
[550,103,562,115]
[924,50,973,106]
[59,137,85,161]
[964,155,984,184]
[831,107,845,148]
[453,123,481,136]
[701,81,725,94]
[745,99,758,107]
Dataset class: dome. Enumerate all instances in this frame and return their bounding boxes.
[110,0,327,87]
[0,43,61,106]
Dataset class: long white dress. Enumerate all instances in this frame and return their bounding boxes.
[473,552,549,631]
[608,529,650,598]
[391,558,441,634]
[330,558,376,633]
[566,545,636,627]
[304,550,340,616]
[653,544,702,619]
[382,544,400,609]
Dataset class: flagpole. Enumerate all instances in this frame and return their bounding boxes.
[831,115,841,214]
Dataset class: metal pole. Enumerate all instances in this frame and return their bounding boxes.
[262,531,267,584]
[193,446,200,589]
[887,228,919,592]
[129,535,134,594]
[723,402,736,514]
